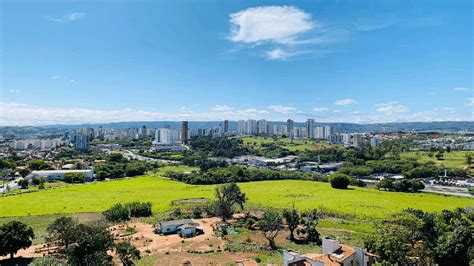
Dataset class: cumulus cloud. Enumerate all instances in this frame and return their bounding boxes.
[229,6,315,45]
[51,75,76,83]
[376,101,409,114]
[334,99,357,106]
[467,98,474,106]
[211,105,234,111]
[227,6,329,60]
[454,87,470,92]
[8,89,21,94]
[46,12,85,23]
[269,105,298,114]
[313,107,329,112]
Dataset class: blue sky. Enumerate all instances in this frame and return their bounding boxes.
[0,0,472,125]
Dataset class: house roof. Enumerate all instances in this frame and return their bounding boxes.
[301,244,356,265]
[158,219,193,227]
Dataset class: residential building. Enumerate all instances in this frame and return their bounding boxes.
[29,169,94,181]
[370,136,381,147]
[287,119,294,137]
[73,134,90,150]
[257,119,267,134]
[306,119,315,139]
[283,238,377,266]
[181,121,189,144]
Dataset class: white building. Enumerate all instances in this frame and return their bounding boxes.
[305,119,315,139]
[29,169,94,181]
[154,128,179,145]
[370,136,381,147]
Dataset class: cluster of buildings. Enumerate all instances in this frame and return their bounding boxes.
[237,119,381,147]
[9,138,64,151]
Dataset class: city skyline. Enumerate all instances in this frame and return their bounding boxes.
[1,1,473,126]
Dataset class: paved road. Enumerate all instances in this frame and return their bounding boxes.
[123,150,180,164]
[422,185,472,197]
[0,179,20,193]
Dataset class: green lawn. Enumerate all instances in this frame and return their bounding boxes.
[0,173,471,219]
[401,151,472,169]
[241,136,336,152]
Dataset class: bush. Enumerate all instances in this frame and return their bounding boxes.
[329,173,351,189]
[63,173,85,183]
[103,203,130,222]
[125,201,152,217]
[17,179,29,189]
[103,202,153,222]
[193,207,203,218]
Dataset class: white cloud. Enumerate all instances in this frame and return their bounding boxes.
[227,6,330,60]
[8,89,21,94]
[313,107,329,112]
[180,107,192,113]
[269,105,298,114]
[46,12,85,23]
[467,98,474,106]
[211,105,234,111]
[454,87,470,92]
[334,99,357,106]
[376,101,409,114]
[51,75,75,83]
[228,6,315,45]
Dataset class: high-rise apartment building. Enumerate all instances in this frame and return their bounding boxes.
[257,119,267,134]
[305,119,315,139]
[181,121,189,144]
[73,134,90,150]
[287,119,294,137]
[223,120,229,133]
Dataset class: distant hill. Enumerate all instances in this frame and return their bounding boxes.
[36,121,474,133]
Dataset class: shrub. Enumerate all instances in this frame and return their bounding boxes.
[125,201,152,217]
[103,203,130,222]
[329,173,351,189]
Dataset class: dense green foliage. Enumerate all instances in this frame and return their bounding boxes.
[0,221,35,259]
[329,173,351,189]
[63,173,86,183]
[67,222,114,265]
[165,165,322,184]
[258,210,283,250]
[46,217,78,252]
[115,241,141,265]
[95,153,152,180]
[365,208,473,264]
[103,201,153,222]
[377,178,425,193]
[214,183,246,222]
[189,136,247,158]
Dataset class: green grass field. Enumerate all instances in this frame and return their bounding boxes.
[0,167,471,219]
[401,151,472,169]
[241,136,336,152]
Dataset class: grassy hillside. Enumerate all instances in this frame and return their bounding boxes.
[0,170,471,218]
[401,151,471,170]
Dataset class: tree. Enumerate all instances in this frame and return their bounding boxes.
[28,160,48,170]
[435,151,444,160]
[115,241,141,265]
[258,210,283,250]
[67,223,114,265]
[63,172,85,183]
[0,221,35,259]
[103,203,130,222]
[298,209,321,243]
[214,183,246,222]
[377,178,394,191]
[17,178,29,189]
[465,152,473,168]
[46,217,78,252]
[329,173,351,189]
[282,206,299,240]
